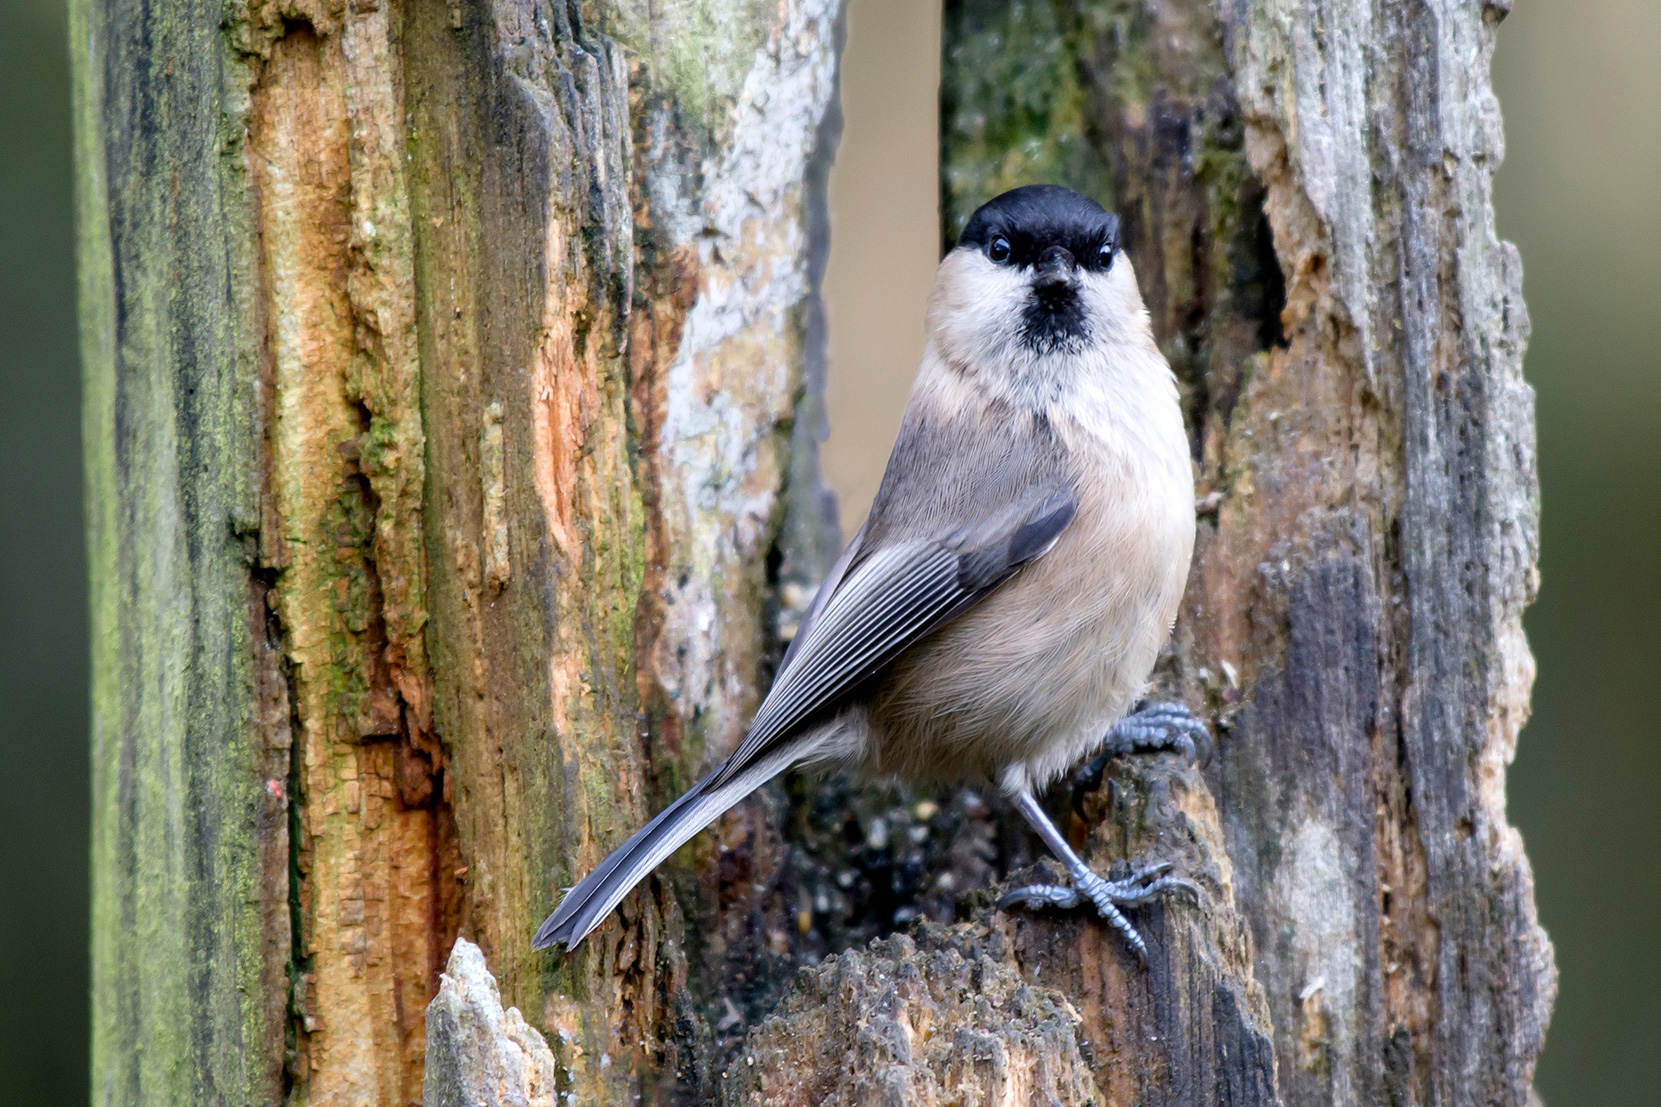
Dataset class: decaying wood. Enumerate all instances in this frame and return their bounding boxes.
[81,0,1551,1100]
[82,0,843,1101]
[728,926,1103,1107]
[424,939,558,1107]
[848,0,1548,1104]
[728,753,1280,1107]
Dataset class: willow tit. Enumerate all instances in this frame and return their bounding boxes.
[534,185,1207,960]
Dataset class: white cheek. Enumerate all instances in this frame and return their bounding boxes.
[933,254,1028,359]
[1078,275,1118,330]
[1081,263,1141,337]
[968,276,1026,346]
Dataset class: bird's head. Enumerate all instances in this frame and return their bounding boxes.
[926,185,1155,408]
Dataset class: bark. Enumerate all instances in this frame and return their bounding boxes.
[727,0,1555,1103]
[81,0,1553,1103]
[848,0,1539,1103]
[424,940,559,1107]
[80,0,842,1102]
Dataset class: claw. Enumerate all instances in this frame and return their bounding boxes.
[998,857,1200,963]
[1071,752,1111,819]
[997,883,1083,911]
[1127,702,1214,766]
[1073,703,1214,818]
[1102,873,1201,909]
[1124,859,1173,882]
[1007,791,1200,964]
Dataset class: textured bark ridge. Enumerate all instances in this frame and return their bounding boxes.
[734,752,1280,1105]
[926,0,1553,1104]
[727,927,1101,1107]
[424,939,558,1107]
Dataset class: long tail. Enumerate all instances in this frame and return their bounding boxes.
[532,739,806,950]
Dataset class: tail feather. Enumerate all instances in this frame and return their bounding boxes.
[532,740,805,950]
[533,778,710,947]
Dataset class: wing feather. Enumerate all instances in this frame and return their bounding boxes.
[532,485,1076,949]
[709,488,1075,788]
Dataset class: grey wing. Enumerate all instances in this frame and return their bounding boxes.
[531,484,1075,950]
[708,486,1076,789]
[777,519,867,676]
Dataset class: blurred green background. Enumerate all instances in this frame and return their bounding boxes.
[2,0,1654,1102]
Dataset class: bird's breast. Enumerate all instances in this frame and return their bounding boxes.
[864,428,1195,789]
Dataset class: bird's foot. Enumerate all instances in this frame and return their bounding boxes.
[998,857,1199,962]
[1073,701,1212,818]
[1104,700,1212,762]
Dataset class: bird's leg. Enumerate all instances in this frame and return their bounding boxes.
[999,791,1198,962]
[1072,701,1211,818]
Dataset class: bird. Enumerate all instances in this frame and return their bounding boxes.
[534,184,1209,961]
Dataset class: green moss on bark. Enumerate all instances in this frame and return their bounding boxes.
[939,0,1112,247]
[76,0,285,1098]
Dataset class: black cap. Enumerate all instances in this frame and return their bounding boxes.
[957,185,1120,269]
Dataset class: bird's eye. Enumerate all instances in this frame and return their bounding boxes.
[988,236,1012,264]
[1097,242,1114,269]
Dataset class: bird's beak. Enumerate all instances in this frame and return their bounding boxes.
[1032,245,1077,290]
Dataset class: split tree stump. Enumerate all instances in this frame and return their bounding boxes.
[79,0,1552,1103]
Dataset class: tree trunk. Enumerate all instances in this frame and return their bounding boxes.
[80,0,1553,1104]
[80,0,842,1102]
[734,1,1555,1105]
